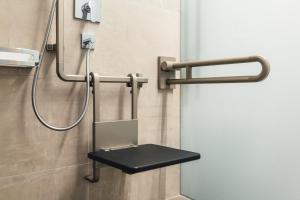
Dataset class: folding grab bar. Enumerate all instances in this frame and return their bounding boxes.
[158,56,270,89]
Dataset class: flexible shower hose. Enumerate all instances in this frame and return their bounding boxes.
[32,0,90,131]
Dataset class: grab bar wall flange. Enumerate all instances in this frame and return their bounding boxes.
[158,56,270,90]
[158,56,177,90]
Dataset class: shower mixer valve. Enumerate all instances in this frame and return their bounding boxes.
[82,1,92,13]
[82,1,94,21]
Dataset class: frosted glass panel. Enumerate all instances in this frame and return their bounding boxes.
[181,0,300,199]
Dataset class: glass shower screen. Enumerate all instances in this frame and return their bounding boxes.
[181,0,300,200]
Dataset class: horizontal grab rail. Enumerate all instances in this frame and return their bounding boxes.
[160,56,270,85]
[98,75,148,84]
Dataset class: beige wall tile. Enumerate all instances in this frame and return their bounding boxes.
[0,165,89,200]
[0,100,90,177]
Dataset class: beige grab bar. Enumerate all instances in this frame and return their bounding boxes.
[158,56,270,89]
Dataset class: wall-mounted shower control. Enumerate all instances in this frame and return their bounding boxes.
[75,0,101,23]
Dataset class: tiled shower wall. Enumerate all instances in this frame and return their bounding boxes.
[0,0,180,199]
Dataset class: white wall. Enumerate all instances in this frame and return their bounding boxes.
[181,0,300,199]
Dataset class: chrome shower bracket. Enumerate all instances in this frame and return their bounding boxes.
[158,56,176,90]
[75,0,101,23]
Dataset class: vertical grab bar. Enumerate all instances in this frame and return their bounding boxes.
[56,0,86,82]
